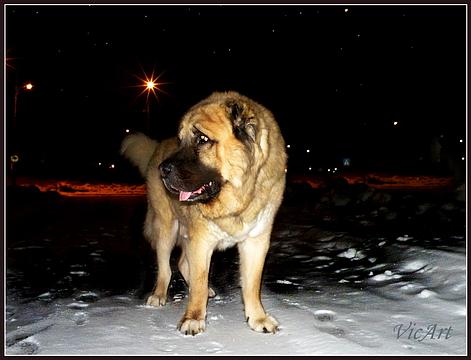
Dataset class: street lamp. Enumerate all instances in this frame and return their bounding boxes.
[144,80,157,131]
[14,82,34,120]
[142,76,159,132]
[134,69,167,132]
[10,81,34,186]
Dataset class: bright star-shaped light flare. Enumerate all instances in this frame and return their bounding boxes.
[134,68,169,102]
[126,67,170,107]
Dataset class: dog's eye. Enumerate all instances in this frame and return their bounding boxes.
[197,134,209,145]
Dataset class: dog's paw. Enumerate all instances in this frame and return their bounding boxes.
[247,314,279,334]
[146,294,167,307]
[208,287,216,298]
[178,318,206,336]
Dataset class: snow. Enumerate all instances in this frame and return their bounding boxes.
[6,182,466,355]
[6,230,466,355]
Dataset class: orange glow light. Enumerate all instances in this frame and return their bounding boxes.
[132,68,169,102]
[25,83,33,90]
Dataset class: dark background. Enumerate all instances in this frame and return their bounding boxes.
[6,5,466,180]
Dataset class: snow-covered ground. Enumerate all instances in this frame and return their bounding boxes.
[5,186,467,355]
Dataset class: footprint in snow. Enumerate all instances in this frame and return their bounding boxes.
[312,310,346,339]
[314,309,336,322]
[313,311,382,348]
[73,311,88,326]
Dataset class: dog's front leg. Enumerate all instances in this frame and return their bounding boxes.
[177,237,213,335]
[238,232,279,333]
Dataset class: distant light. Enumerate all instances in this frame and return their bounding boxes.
[138,70,165,100]
[393,121,398,126]
[110,164,115,169]
[98,162,102,166]
[334,167,338,171]
[25,83,33,90]
[125,129,130,133]
[284,168,287,173]
[344,8,349,12]
[306,149,310,153]
[328,168,331,172]
[309,167,312,171]
[459,139,463,143]
[286,144,290,148]
[462,157,465,161]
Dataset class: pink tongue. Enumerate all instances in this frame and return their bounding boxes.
[179,185,205,201]
[179,191,193,201]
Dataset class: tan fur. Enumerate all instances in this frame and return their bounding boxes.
[122,91,287,335]
[120,132,158,176]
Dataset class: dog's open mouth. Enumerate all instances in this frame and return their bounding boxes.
[163,179,219,202]
[177,181,214,201]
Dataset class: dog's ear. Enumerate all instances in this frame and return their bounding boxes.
[225,99,256,143]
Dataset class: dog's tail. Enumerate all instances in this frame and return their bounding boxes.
[120,133,158,176]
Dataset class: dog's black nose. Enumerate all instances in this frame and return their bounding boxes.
[159,161,174,177]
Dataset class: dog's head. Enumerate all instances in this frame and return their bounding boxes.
[160,91,263,204]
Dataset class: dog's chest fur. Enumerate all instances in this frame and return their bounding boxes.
[179,205,274,250]
[211,204,274,250]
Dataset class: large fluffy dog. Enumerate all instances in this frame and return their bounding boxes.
[121,91,286,335]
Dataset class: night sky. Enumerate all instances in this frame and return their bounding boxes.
[6,5,466,178]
